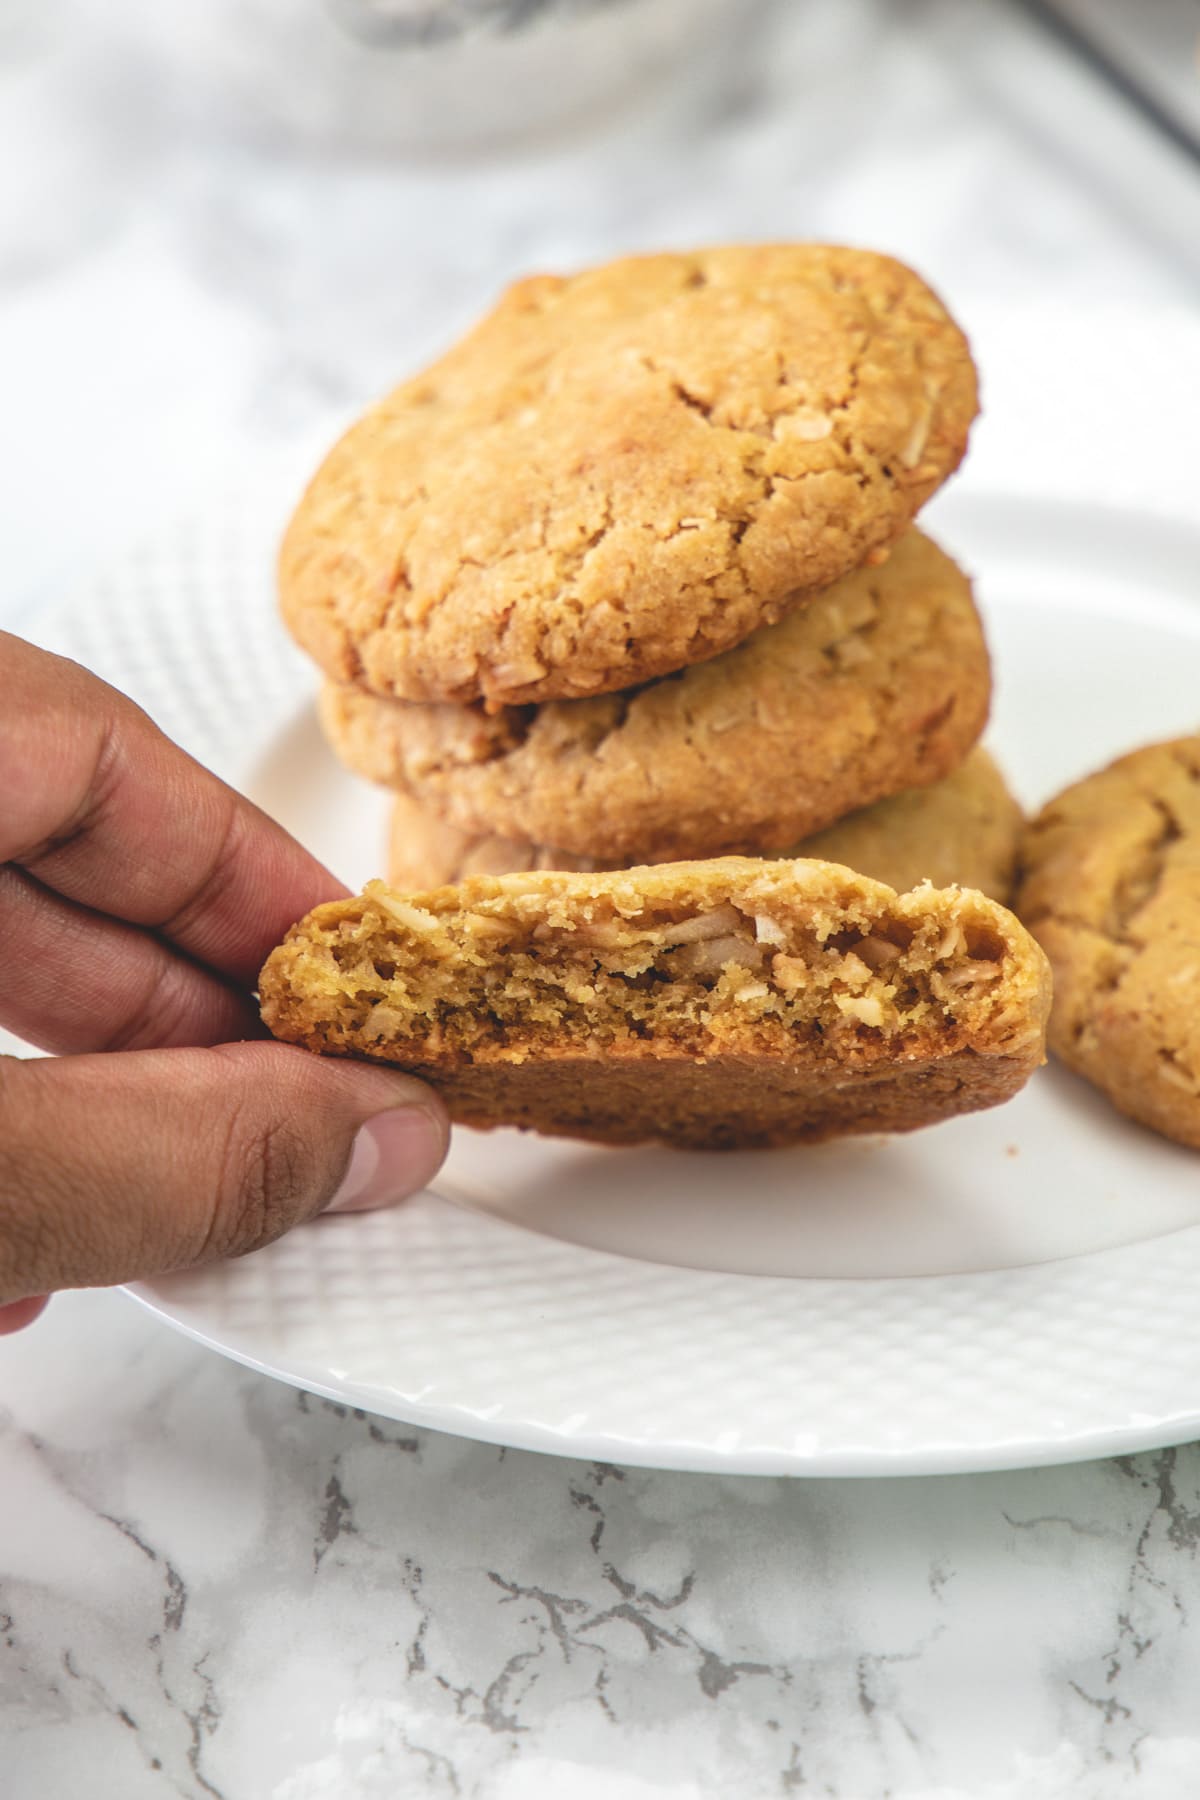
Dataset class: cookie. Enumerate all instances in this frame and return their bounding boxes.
[260,859,1050,1151]
[281,245,978,708]
[386,747,1023,903]
[321,528,990,862]
[1015,736,1200,1148]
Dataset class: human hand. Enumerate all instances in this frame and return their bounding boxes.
[0,633,449,1333]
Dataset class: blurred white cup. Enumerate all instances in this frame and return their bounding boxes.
[155,0,746,155]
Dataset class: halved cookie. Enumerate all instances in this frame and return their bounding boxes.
[1016,735,1200,1148]
[386,746,1023,904]
[321,529,990,862]
[260,859,1050,1151]
[281,245,977,708]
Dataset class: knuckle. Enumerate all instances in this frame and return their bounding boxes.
[206,1109,315,1262]
[0,1187,55,1300]
[100,955,184,1055]
[0,1065,87,1295]
[159,799,246,946]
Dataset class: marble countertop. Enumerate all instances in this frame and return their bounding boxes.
[3,1,1200,1794]
[9,1293,1200,1799]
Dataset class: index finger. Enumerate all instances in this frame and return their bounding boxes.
[0,632,347,985]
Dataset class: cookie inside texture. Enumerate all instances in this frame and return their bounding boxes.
[260,860,1050,1150]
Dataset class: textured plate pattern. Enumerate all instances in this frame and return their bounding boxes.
[131,1203,1200,1475]
[35,473,313,782]
[27,305,1200,1475]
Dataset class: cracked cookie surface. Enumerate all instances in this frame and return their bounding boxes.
[260,859,1050,1150]
[386,747,1022,903]
[1016,736,1200,1148]
[281,245,978,707]
[320,529,990,861]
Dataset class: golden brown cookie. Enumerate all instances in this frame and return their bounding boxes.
[260,860,1050,1151]
[386,747,1023,903]
[321,529,990,861]
[784,747,1020,902]
[1015,736,1200,1149]
[282,246,978,708]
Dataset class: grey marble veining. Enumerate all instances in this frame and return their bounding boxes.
[3,1,1200,1793]
[6,1295,1200,1798]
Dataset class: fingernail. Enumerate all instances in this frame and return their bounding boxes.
[0,1295,50,1334]
[325,1107,448,1214]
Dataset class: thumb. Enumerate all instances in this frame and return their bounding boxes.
[0,1042,449,1309]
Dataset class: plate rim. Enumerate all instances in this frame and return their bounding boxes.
[36,304,1200,1475]
[125,1204,1200,1479]
[122,1284,1200,1479]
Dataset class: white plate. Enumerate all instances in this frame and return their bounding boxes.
[35,305,1200,1475]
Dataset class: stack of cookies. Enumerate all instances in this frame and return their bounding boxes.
[283,245,1022,907]
[266,245,1050,1149]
